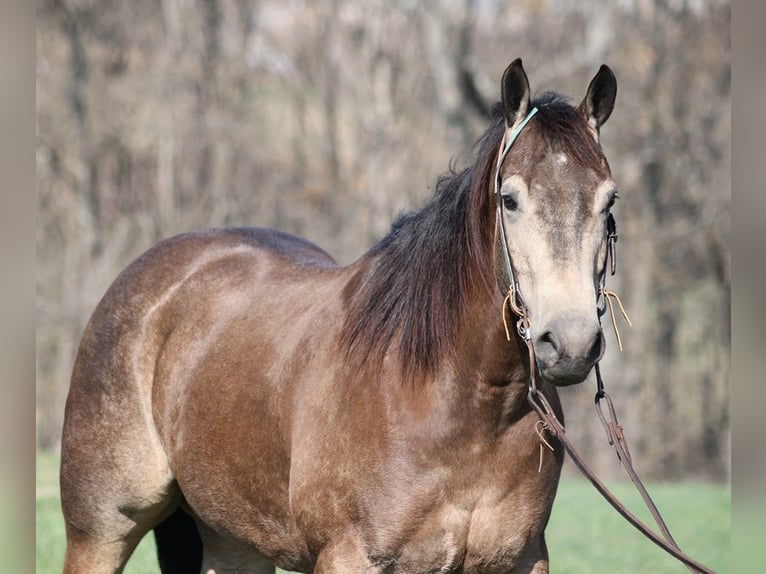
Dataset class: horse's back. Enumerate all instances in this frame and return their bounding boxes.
[60,227,337,573]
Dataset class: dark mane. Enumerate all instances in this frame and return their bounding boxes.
[340,93,599,377]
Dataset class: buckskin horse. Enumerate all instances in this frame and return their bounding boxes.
[60,59,618,573]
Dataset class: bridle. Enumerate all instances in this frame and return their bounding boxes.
[493,109,715,574]
[493,106,538,334]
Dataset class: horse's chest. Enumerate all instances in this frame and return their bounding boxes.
[369,490,551,574]
[374,432,559,571]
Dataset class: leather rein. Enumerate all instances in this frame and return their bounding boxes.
[494,108,715,574]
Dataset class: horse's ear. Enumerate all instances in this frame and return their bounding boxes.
[501,58,531,129]
[578,65,617,134]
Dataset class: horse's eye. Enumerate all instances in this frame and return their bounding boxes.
[502,193,519,211]
[606,191,619,211]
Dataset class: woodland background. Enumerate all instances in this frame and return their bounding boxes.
[36,0,730,481]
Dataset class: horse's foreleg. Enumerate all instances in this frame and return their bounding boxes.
[509,535,550,574]
[312,530,383,574]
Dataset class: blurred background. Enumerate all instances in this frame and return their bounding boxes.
[36,0,729,483]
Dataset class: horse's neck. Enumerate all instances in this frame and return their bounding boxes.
[444,293,539,427]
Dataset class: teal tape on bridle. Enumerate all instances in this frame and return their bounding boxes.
[493,106,539,200]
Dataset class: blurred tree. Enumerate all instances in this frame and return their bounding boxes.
[36,0,729,481]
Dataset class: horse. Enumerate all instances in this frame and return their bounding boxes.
[60,58,618,574]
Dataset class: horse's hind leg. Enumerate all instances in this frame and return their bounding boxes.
[61,421,179,573]
[60,364,179,573]
[154,507,203,573]
[195,521,276,574]
[61,423,179,573]
[62,526,143,574]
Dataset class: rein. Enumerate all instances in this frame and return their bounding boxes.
[493,110,715,574]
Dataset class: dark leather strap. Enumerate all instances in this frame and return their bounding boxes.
[524,346,715,574]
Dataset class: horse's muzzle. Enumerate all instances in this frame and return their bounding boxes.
[532,319,605,386]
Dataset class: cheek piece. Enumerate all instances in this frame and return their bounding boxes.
[493,106,538,340]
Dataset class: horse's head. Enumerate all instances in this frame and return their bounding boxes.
[495,59,618,386]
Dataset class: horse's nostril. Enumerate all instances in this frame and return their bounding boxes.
[536,330,560,359]
[542,331,557,350]
[589,331,606,363]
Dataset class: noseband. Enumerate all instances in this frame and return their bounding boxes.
[492,110,714,574]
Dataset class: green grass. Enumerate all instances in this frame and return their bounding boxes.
[37,451,729,573]
[546,475,730,573]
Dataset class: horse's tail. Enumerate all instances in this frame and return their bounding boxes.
[154,507,203,573]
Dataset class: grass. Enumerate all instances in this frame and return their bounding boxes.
[37,451,729,573]
[546,474,730,573]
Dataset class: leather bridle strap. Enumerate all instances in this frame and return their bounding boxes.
[516,266,715,573]
[494,107,538,316]
[525,352,715,574]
